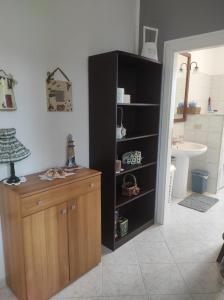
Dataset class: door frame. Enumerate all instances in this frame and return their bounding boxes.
[155,29,224,224]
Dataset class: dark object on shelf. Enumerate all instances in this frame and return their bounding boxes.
[89,50,162,250]
[116,107,126,139]
[122,151,142,165]
[114,210,119,239]
[0,128,30,184]
[115,159,122,173]
[122,174,140,197]
[118,217,128,237]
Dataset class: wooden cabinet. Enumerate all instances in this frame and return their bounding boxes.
[68,190,101,280]
[23,202,69,300]
[0,168,101,300]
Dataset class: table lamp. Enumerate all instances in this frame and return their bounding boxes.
[0,128,31,184]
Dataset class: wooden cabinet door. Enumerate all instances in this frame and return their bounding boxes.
[68,189,101,280]
[23,202,69,300]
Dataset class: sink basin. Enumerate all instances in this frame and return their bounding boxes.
[172,141,208,199]
[172,141,207,158]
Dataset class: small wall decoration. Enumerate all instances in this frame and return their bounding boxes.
[141,26,159,61]
[0,69,17,111]
[46,68,72,112]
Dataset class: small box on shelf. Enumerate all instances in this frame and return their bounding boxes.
[118,217,128,237]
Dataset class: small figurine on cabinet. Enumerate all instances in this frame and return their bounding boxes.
[66,134,77,168]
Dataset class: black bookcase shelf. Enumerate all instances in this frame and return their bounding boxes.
[116,188,155,208]
[117,103,160,107]
[115,219,154,249]
[89,50,162,250]
[116,161,157,176]
[117,133,158,143]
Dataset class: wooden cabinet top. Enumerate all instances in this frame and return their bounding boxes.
[0,168,101,197]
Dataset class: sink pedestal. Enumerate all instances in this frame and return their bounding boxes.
[173,156,189,199]
[172,141,207,199]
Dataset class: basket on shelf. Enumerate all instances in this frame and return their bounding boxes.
[122,173,140,197]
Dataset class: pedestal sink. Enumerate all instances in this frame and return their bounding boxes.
[172,141,208,199]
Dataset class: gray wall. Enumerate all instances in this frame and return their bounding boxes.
[139,0,224,61]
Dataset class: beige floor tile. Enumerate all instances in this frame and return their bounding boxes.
[102,264,146,296]
[141,263,189,295]
[178,263,224,293]
[134,241,174,264]
[102,241,138,265]
[167,239,222,263]
[53,264,102,298]
[0,287,17,300]
[191,293,224,300]
[150,295,192,300]
[133,226,165,243]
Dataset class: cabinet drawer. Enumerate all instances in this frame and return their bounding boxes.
[21,175,100,217]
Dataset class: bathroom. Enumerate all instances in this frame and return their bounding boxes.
[171,46,224,207]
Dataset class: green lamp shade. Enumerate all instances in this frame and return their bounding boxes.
[0,128,30,163]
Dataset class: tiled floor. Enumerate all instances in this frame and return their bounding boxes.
[1,190,224,300]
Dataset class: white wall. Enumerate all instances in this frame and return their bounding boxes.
[0,0,139,284]
[210,75,224,113]
[189,47,224,113]
[190,46,224,75]
[188,72,211,114]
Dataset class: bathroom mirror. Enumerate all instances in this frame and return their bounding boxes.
[174,53,191,123]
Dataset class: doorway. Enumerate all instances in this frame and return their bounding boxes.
[155,29,224,224]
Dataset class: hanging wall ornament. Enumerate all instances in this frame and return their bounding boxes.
[46,68,72,112]
[0,69,17,111]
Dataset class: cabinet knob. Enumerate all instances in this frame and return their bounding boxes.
[36,200,43,206]
[70,204,76,210]
[89,182,94,188]
[60,208,67,215]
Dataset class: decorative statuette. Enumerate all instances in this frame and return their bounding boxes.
[66,134,77,168]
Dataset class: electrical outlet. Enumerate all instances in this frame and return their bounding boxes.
[194,124,202,130]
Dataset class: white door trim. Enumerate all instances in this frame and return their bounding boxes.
[155,29,224,224]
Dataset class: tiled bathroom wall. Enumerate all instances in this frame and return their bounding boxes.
[172,122,184,139]
[188,73,211,114]
[184,115,224,193]
[210,74,224,113]
[173,72,212,139]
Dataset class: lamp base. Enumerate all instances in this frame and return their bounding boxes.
[7,162,20,184]
[7,175,20,184]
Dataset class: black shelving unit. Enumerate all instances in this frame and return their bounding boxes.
[89,50,162,250]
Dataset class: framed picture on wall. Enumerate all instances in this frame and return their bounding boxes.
[0,71,17,111]
[46,68,72,112]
